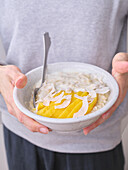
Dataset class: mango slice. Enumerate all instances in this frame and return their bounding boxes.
[36,91,98,119]
[58,91,87,118]
[44,91,74,118]
[36,91,63,115]
[67,94,98,118]
[86,95,98,114]
[38,103,45,111]
[36,91,71,117]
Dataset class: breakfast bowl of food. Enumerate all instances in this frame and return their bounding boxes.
[13,62,119,132]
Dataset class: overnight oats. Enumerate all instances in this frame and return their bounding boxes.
[29,72,110,119]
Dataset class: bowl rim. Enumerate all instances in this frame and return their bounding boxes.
[13,62,119,124]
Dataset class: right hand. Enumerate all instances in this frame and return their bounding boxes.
[0,65,50,134]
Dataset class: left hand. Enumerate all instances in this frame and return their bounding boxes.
[83,53,128,135]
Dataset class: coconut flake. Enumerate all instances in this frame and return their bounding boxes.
[74,94,85,100]
[55,95,71,104]
[50,91,64,101]
[42,96,51,106]
[36,103,39,112]
[95,87,110,94]
[37,88,49,101]
[47,83,56,95]
[50,90,61,97]
[88,90,97,98]
[74,94,93,104]
[35,99,44,104]
[39,83,56,106]
[37,82,56,102]
[74,88,85,92]
[55,99,71,109]
[86,84,97,90]
[73,96,88,118]
[88,98,94,104]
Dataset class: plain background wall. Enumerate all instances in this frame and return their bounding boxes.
[0,30,128,170]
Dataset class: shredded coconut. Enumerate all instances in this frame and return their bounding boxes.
[73,96,88,118]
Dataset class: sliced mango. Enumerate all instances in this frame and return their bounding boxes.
[36,91,63,115]
[38,103,45,111]
[67,94,98,118]
[66,92,88,118]
[36,91,71,117]
[86,94,98,114]
[44,91,74,118]
[36,90,98,119]
[58,91,87,118]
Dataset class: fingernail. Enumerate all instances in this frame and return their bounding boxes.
[40,128,49,134]
[16,76,27,88]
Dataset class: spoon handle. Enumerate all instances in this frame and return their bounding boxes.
[42,32,51,85]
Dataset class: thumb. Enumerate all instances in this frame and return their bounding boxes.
[112,53,128,74]
[1,65,27,89]
[113,61,128,74]
[15,74,27,89]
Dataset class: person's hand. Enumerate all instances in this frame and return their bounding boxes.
[0,65,50,134]
[83,53,128,135]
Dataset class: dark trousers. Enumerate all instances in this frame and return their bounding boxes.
[3,126,125,170]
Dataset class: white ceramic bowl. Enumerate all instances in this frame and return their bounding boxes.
[13,62,119,133]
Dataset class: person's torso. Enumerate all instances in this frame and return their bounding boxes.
[0,0,128,153]
[0,0,128,73]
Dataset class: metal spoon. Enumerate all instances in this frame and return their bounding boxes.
[33,32,51,107]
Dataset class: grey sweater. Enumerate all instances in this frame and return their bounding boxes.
[0,0,128,153]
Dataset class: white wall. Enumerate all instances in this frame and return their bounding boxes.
[0,33,128,170]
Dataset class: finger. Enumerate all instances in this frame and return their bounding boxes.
[15,109,50,134]
[19,113,49,134]
[1,81,17,118]
[112,53,128,74]
[6,104,17,117]
[83,113,109,135]
[13,103,50,134]
[113,53,128,63]
[6,65,27,88]
[2,80,49,134]
[113,61,128,74]
[15,75,27,89]
[0,65,48,134]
